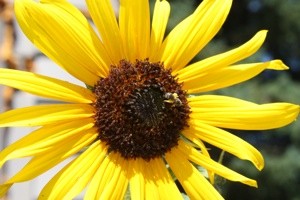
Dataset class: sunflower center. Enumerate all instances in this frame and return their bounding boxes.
[93,59,190,160]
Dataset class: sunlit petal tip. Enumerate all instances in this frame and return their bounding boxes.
[284,104,300,124]
[249,30,268,48]
[255,29,268,41]
[293,105,300,119]
[247,147,264,171]
[266,60,289,70]
[258,29,268,35]
[246,144,264,171]
[257,158,265,171]
[247,180,258,188]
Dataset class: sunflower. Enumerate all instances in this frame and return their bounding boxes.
[0,0,299,199]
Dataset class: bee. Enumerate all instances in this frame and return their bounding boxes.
[164,92,182,107]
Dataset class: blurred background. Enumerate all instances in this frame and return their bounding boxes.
[0,0,299,199]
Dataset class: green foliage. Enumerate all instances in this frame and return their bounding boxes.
[224,146,300,200]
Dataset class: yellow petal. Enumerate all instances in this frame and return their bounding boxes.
[182,60,288,93]
[99,155,129,200]
[149,0,170,60]
[177,30,267,79]
[143,160,160,200]
[128,158,145,200]
[39,141,105,200]
[132,158,181,200]
[14,0,110,86]
[0,119,95,168]
[186,121,264,170]
[150,158,183,200]
[0,68,95,103]
[190,99,300,130]
[0,130,97,198]
[178,140,257,187]
[86,0,125,63]
[165,148,224,200]
[84,152,115,199]
[159,0,232,71]
[84,150,112,199]
[119,0,150,60]
[181,132,214,183]
[188,95,256,107]
[0,104,94,127]
[84,153,128,200]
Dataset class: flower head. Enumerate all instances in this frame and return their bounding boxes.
[0,0,299,199]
